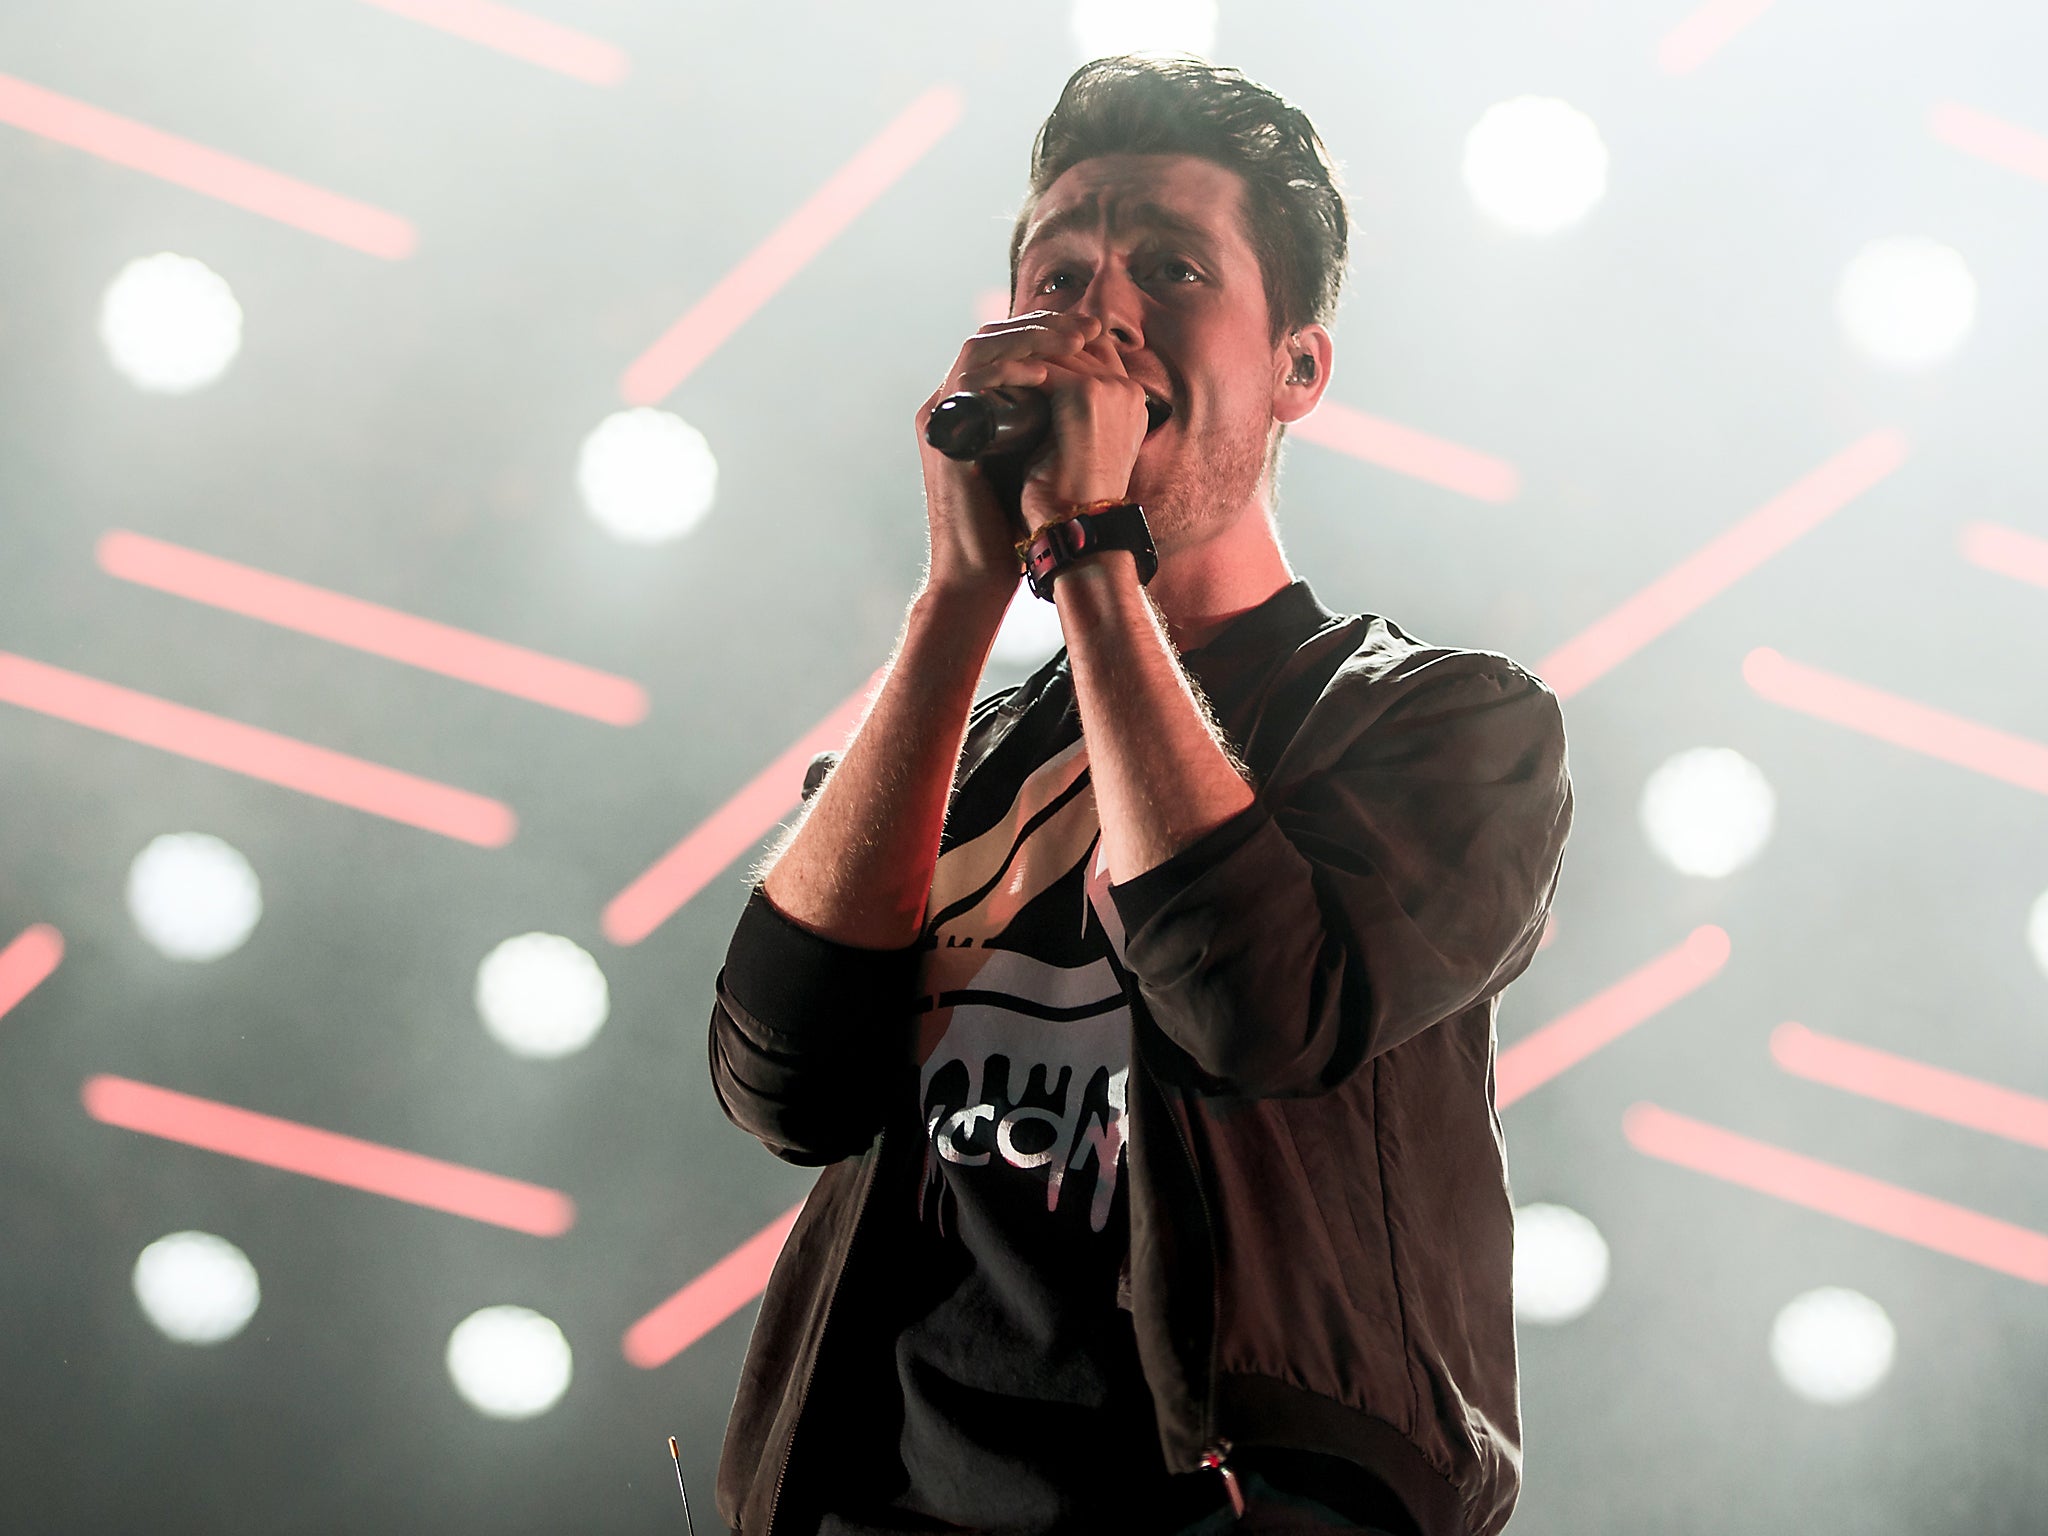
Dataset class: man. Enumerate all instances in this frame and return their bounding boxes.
[707,56,1572,1536]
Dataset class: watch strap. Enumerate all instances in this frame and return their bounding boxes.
[1017,502,1158,600]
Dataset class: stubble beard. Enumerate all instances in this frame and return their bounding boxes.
[1130,409,1274,555]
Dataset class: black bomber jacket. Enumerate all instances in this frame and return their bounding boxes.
[706,581,1574,1535]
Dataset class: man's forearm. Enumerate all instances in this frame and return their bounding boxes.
[759,584,1011,949]
[1054,554,1256,884]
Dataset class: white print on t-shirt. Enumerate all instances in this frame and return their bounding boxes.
[916,949,1129,1231]
[916,736,1131,1232]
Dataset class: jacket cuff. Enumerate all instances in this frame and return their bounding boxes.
[723,886,921,1037]
[1106,800,1272,939]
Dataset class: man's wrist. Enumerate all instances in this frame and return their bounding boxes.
[1048,548,1143,611]
[907,581,1017,673]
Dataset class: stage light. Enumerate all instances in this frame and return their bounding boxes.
[125,832,263,962]
[473,932,610,1059]
[1836,237,1977,369]
[2026,888,2048,981]
[1462,97,1609,235]
[1770,1286,1895,1405]
[132,1230,260,1345]
[1638,747,1775,879]
[445,1304,573,1420]
[576,407,718,545]
[989,582,1065,669]
[1069,0,1219,58]
[1512,1202,1610,1324]
[98,253,243,394]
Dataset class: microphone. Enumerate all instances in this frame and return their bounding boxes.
[924,389,1050,462]
[924,390,1172,462]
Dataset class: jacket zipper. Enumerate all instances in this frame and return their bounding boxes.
[1141,1052,1231,1490]
[763,1126,888,1536]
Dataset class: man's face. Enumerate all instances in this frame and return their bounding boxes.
[1011,153,1288,549]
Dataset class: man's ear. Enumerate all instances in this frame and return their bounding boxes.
[1272,323,1333,425]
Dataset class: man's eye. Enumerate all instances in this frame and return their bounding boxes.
[1151,257,1202,285]
[1036,270,1079,294]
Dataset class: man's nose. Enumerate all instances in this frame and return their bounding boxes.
[1075,268,1143,348]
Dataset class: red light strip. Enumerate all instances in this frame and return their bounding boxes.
[1930,102,2048,188]
[0,925,64,1023]
[1290,401,1519,504]
[623,1201,804,1368]
[1772,1023,2048,1153]
[1624,1102,2048,1284]
[83,1074,575,1236]
[1961,520,2048,592]
[1744,647,2048,796]
[0,73,414,259]
[1497,926,1730,1108]
[0,651,515,845]
[1538,432,1907,699]
[1656,0,1780,75]
[603,668,885,944]
[98,531,647,726]
[620,86,965,404]
[351,0,628,85]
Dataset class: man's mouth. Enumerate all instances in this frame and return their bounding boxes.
[1143,396,1173,436]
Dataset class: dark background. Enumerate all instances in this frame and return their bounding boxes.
[2,1,2045,1531]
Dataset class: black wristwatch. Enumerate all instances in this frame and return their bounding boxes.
[1016,501,1158,601]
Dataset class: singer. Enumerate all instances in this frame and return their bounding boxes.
[707,56,1572,1536]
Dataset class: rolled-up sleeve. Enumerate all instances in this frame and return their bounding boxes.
[707,887,919,1165]
[1107,655,1572,1097]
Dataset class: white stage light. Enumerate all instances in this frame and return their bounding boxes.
[1462,97,1610,235]
[126,832,263,962]
[576,407,719,545]
[1639,747,1775,879]
[1837,237,1976,370]
[2025,888,2048,981]
[99,253,243,394]
[989,582,1066,669]
[474,932,610,1059]
[446,1305,573,1420]
[1770,1286,1895,1405]
[1070,0,1219,58]
[133,1231,261,1345]
[1512,1202,1610,1324]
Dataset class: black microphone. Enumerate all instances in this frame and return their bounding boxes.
[925,389,1051,461]
[925,390,1172,462]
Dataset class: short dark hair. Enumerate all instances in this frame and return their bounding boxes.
[1010,56,1348,340]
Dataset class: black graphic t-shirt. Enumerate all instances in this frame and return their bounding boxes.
[823,680,1172,1531]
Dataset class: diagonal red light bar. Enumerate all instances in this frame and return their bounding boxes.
[0,651,515,845]
[620,86,965,404]
[98,530,647,726]
[1497,926,1730,1108]
[623,1201,804,1368]
[0,925,64,1023]
[1929,102,2048,188]
[1744,647,2048,796]
[1656,0,1780,75]
[603,667,885,944]
[1538,432,1907,699]
[1772,1023,2048,1153]
[1290,401,1519,504]
[83,1074,575,1236]
[350,0,628,85]
[0,73,414,259]
[1961,520,2048,592]
[1625,1102,2048,1284]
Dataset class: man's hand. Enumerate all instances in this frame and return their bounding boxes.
[917,311,1151,559]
